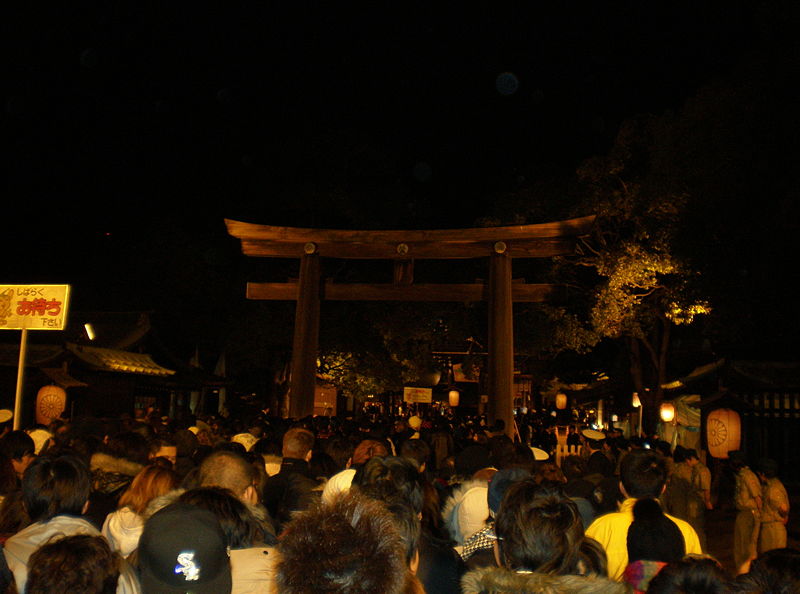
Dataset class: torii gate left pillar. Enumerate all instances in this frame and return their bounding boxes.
[287,250,320,419]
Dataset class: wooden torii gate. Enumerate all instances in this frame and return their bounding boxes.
[225,215,595,437]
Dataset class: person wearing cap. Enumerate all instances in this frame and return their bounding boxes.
[0,409,13,440]
[756,458,789,555]
[138,502,232,593]
[729,450,762,573]
[582,429,615,478]
[585,449,701,581]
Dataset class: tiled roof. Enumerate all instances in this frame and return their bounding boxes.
[66,343,175,376]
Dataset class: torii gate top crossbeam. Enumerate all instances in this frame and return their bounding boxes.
[225,215,596,260]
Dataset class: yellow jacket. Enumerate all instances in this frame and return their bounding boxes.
[586,497,703,581]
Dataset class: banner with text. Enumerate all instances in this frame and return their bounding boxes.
[403,387,432,403]
[0,285,71,330]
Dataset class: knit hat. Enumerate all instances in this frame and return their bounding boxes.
[138,502,232,594]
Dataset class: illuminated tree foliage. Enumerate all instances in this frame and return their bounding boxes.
[549,116,710,431]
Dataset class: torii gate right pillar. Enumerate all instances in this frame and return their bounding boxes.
[489,248,514,439]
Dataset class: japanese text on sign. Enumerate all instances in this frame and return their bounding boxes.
[0,285,71,330]
[403,387,432,404]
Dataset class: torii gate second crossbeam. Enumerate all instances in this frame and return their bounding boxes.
[225,215,595,438]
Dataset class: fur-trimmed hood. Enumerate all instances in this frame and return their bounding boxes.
[90,452,143,477]
[461,566,631,594]
[441,479,490,545]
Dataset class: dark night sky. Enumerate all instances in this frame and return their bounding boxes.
[4,2,787,358]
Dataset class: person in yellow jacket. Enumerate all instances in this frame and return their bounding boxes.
[586,448,702,581]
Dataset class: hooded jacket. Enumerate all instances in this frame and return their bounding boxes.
[441,480,489,547]
[102,506,144,557]
[461,566,631,594]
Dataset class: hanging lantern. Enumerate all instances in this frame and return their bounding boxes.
[448,389,460,407]
[556,393,567,410]
[706,408,741,459]
[660,402,676,422]
[36,385,67,426]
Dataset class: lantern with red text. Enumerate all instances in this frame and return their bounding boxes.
[36,385,66,426]
[706,408,741,459]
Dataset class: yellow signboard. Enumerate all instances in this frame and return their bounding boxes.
[403,387,432,404]
[0,285,71,331]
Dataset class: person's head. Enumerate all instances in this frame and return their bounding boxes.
[731,548,800,593]
[27,534,121,594]
[728,450,748,472]
[399,439,430,472]
[148,434,178,467]
[102,431,150,465]
[351,438,389,467]
[685,449,700,466]
[620,449,669,499]
[494,478,584,574]
[354,455,423,514]
[138,502,232,594]
[282,427,315,461]
[117,463,179,514]
[0,430,36,477]
[756,458,779,481]
[647,555,730,594]
[276,492,407,593]
[197,449,258,504]
[22,453,91,522]
[627,497,685,564]
[178,486,265,549]
[323,435,355,472]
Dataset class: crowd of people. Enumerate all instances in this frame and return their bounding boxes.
[0,404,795,593]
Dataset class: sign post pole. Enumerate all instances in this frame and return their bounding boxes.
[13,329,28,430]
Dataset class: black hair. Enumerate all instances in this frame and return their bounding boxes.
[620,449,668,499]
[353,456,423,514]
[0,430,35,460]
[495,479,583,574]
[627,498,685,564]
[22,454,91,522]
[648,555,730,594]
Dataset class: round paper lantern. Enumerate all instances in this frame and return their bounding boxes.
[706,407,741,459]
[556,393,567,410]
[660,402,676,422]
[448,389,460,407]
[36,385,66,426]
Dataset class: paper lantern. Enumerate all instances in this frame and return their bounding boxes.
[448,389,460,407]
[706,408,741,459]
[556,393,567,410]
[660,402,676,422]
[36,385,66,426]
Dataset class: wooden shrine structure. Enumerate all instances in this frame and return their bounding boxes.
[226,215,595,437]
